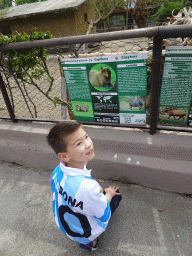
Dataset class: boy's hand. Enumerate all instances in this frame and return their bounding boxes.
[104,186,121,203]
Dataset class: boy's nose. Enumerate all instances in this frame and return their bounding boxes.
[86,139,92,148]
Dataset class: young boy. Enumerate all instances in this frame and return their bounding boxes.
[47,121,122,251]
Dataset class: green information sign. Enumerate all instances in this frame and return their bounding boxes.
[159,47,192,126]
[61,53,148,124]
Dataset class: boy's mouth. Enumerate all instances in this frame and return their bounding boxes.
[86,148,94,155]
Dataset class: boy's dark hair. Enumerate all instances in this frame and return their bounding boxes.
[46,121,82,154]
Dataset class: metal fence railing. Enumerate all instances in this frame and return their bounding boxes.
[0,25,192,134]
[96,20,169,33]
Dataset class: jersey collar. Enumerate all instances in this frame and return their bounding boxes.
[60,161,92,177]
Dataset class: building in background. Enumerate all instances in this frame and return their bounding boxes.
[0,0,95,37]
[96,9,134,33]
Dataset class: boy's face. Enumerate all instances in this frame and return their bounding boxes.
[58,126,94,169]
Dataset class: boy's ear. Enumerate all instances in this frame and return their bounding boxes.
[58,152,70,163]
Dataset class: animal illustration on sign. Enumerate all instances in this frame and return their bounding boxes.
[126,99,143,110]
[89,67,112,88]
[75,105,89,112]
[165,109,186,120]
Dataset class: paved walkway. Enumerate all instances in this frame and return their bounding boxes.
[0,161,191,256]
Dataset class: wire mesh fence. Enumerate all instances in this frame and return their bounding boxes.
[0,37,152,121]
[0,27,192,130]
[0,54,62,120]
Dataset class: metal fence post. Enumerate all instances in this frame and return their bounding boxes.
[58,57,67,120]
[0,73,17,123]
[150,35,162,135]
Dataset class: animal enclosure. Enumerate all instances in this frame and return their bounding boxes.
[0,25,192,133]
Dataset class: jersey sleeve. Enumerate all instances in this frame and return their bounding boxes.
[74,178,111,221]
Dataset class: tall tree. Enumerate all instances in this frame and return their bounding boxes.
[132,0,147,28]
[153,0,186,21]
[124,0,133,29]
[76,0,126,55]
[131,0,185,28]
[88,0,126,33]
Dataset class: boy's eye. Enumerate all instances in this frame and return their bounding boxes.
[77,142,81,146]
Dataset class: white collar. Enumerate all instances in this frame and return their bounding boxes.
[60,161,92,177]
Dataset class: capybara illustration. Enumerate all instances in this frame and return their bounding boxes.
[89,67,112,88]
[75,105,89,112]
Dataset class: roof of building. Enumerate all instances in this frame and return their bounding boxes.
[0,0,87,20]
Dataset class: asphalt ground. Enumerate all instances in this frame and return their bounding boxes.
[0,161,192,256]
[0,119,192,256]
[0,119,192,194]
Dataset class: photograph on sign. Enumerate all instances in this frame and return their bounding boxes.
[72,101,94,118]
[119,96,145,111]
[89,64,116,91]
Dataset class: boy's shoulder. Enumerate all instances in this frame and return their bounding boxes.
[50,163,101,192]
[50,164,93,182]
[51,164,63,185]
[51,164,61,177]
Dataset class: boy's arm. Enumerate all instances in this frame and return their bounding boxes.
[104,186,121,203]
[75,179,111,219]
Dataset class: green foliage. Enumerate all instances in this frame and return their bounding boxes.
[0,30,72,118]
[92,0,126,24]
[0,0,12,9]
[0,30,52,82]
[130,0,186,27]
[15,0,47,5]
[153,0,185,21]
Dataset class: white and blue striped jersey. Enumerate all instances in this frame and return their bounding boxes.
[51,161,111,244]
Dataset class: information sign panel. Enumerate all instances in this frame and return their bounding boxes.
[159,47,192,126]
[61,53,148,124]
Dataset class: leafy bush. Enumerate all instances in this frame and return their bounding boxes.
[153,1,185,21]
[0,30,73,118]
[0,31,52,82]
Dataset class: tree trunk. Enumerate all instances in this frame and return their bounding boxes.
[132,0,148,28]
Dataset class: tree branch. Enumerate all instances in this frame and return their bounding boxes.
[24,70,73,113]
[22,79,37,118]
[1,67,15,112]
[12,72,35,118]
[38,53,54,96]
